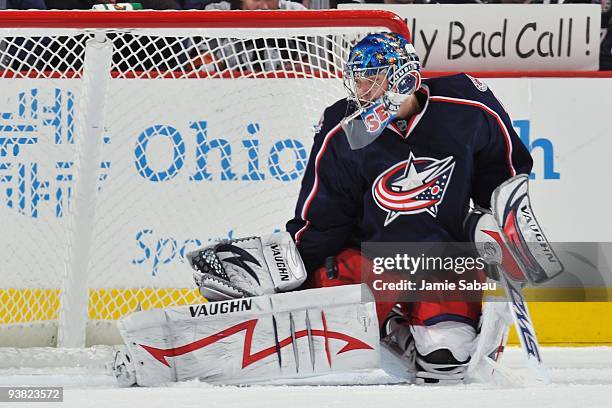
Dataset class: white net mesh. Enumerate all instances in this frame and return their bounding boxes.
[0,11,405,347]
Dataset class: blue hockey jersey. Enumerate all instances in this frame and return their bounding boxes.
[286,74,533,273]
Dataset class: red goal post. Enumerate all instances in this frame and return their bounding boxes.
[0,10,410,350]
[0,9,410,32]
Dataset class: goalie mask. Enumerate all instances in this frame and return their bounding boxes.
[344,32,421,112]
[342,32,421,150]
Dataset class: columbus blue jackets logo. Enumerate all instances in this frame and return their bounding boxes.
[372,153,455,226]
[466,74,488,92]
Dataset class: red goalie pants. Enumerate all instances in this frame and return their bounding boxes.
[306,248,482,328]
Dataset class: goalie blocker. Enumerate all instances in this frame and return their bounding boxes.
[465,174,564,383]
[465,174,564,285]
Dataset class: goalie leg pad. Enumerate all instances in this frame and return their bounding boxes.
[411,321,476,385]
[115,284,379,386]
[466,300,513,381]
[112,345,137,387]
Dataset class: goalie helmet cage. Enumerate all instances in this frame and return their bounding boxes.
[0,10,410,349]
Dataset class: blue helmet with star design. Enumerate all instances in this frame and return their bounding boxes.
[344,32,421,109]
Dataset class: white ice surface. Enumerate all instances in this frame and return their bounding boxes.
[0,347,610,408]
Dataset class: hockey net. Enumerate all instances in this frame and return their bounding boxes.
[0,10,409,350]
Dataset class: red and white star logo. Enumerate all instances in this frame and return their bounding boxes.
[372,152,455,226]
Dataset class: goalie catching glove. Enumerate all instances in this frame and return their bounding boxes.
[186,232,307,301]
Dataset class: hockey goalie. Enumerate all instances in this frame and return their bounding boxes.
[112,32,563,387]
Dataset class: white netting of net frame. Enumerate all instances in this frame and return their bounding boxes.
[0,10,410,358]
